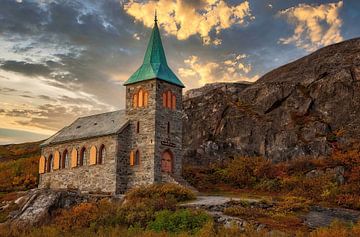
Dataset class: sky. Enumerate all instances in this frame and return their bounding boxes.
[0,0,359,144]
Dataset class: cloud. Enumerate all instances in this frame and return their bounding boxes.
[279,1,344,52]
[178,53,258,86]
[124,0,253,45]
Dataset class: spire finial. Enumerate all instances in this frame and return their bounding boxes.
[154,9,158,24]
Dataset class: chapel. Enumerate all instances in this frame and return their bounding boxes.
[38,15,185,194]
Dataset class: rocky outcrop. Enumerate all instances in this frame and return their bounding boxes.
[2,189,119,227]
[183,38,360,164]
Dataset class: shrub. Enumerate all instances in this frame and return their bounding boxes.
[147,209,210,234]
[125,183,195,203]
[225,156,271,188]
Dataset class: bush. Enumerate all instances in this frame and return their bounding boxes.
[147,209,210,234]
[225,156,272,188]
[125,183,195,203]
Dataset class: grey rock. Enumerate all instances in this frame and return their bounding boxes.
[183,38,360,164]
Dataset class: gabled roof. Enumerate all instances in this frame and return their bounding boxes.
[124,17,185,88]
[41,110,128,146]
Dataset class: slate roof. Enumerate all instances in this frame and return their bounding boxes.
[124,18,185,88]
[41,110,128,146]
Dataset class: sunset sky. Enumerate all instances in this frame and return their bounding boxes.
[0,0,359,144]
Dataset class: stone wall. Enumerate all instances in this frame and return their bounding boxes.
[125,79,184,186]
[39,135,119,194]
[155,80,183,181]
[125,80,157,187]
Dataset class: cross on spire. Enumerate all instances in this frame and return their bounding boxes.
[154,10,158,24]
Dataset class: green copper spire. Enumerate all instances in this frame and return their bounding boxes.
[124,14,185,88]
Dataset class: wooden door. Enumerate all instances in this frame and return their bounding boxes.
[161,151,173,173]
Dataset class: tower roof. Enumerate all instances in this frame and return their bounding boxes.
[124,15,185,88]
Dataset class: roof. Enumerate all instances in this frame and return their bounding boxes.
[41,110,128,146]
[124,18,185,88]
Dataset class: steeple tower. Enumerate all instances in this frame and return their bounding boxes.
[124,12,184,188]
[124,13,184,88]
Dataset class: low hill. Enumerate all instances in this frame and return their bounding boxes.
[0,141,41,193]
[183,38,360,164]
[0,141,42,162]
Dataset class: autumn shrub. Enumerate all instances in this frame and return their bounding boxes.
[52,199,117,231]
[147,209,210,234]
[125,183,195,203]
[224,156,272,188]
[309,220,360,237]
[0,156,38,192]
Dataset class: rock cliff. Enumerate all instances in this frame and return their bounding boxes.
[183,38,360,164]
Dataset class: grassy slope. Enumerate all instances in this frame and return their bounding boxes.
[0,141,41,193]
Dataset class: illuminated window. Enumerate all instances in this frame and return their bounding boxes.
[172,95,176,110]
[130,149,140,166]
[167,91,172,108]
[133,94,138,108]
[71,148,78,168]
[144,91,149,107]
[90,146,97,165]
[162,90,176,110]
[53,151,60,170]
[162,93,167,107]
[39,156,46,174]
[133,88,149,108]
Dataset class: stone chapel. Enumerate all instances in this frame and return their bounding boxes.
[38,16,186,194]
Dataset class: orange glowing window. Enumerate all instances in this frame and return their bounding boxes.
[144,91,149,107]
[172,95,176,110]
[138,89,144,107]
[130,150,134,166]
[133,94,138,108]
[133,88,148,108]
[167,91,172,108]
[162,93,167,107]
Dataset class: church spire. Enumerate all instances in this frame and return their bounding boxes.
[124,11,185,88]
[154,10,158,24]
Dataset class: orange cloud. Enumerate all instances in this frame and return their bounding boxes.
[178,54,258,87]
[279,1,343,52]
[124,0,253,45]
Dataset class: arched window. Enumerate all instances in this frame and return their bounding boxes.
[133,94,138,108]
[167,91,172,108]
[71,148,78,168]
[162,90,176,110]
[133,88,149,108]
[79,147,86,166]
[138,89,144,107]
[62,150,69,169]
[90,145,97,165]
[135,150,140,165]
[130,149,140,166]
[99,145,106,164]
[39,155,46,174]
[172,95,176,110]
[53,151,60,170]
[136,121,140,133]
[144,91,149,107]
[47,155,53,172]
[162,93,167,107]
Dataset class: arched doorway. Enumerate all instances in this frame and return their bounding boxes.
[161,150,173,173]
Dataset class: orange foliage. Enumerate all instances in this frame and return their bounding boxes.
[0,156,39,192]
